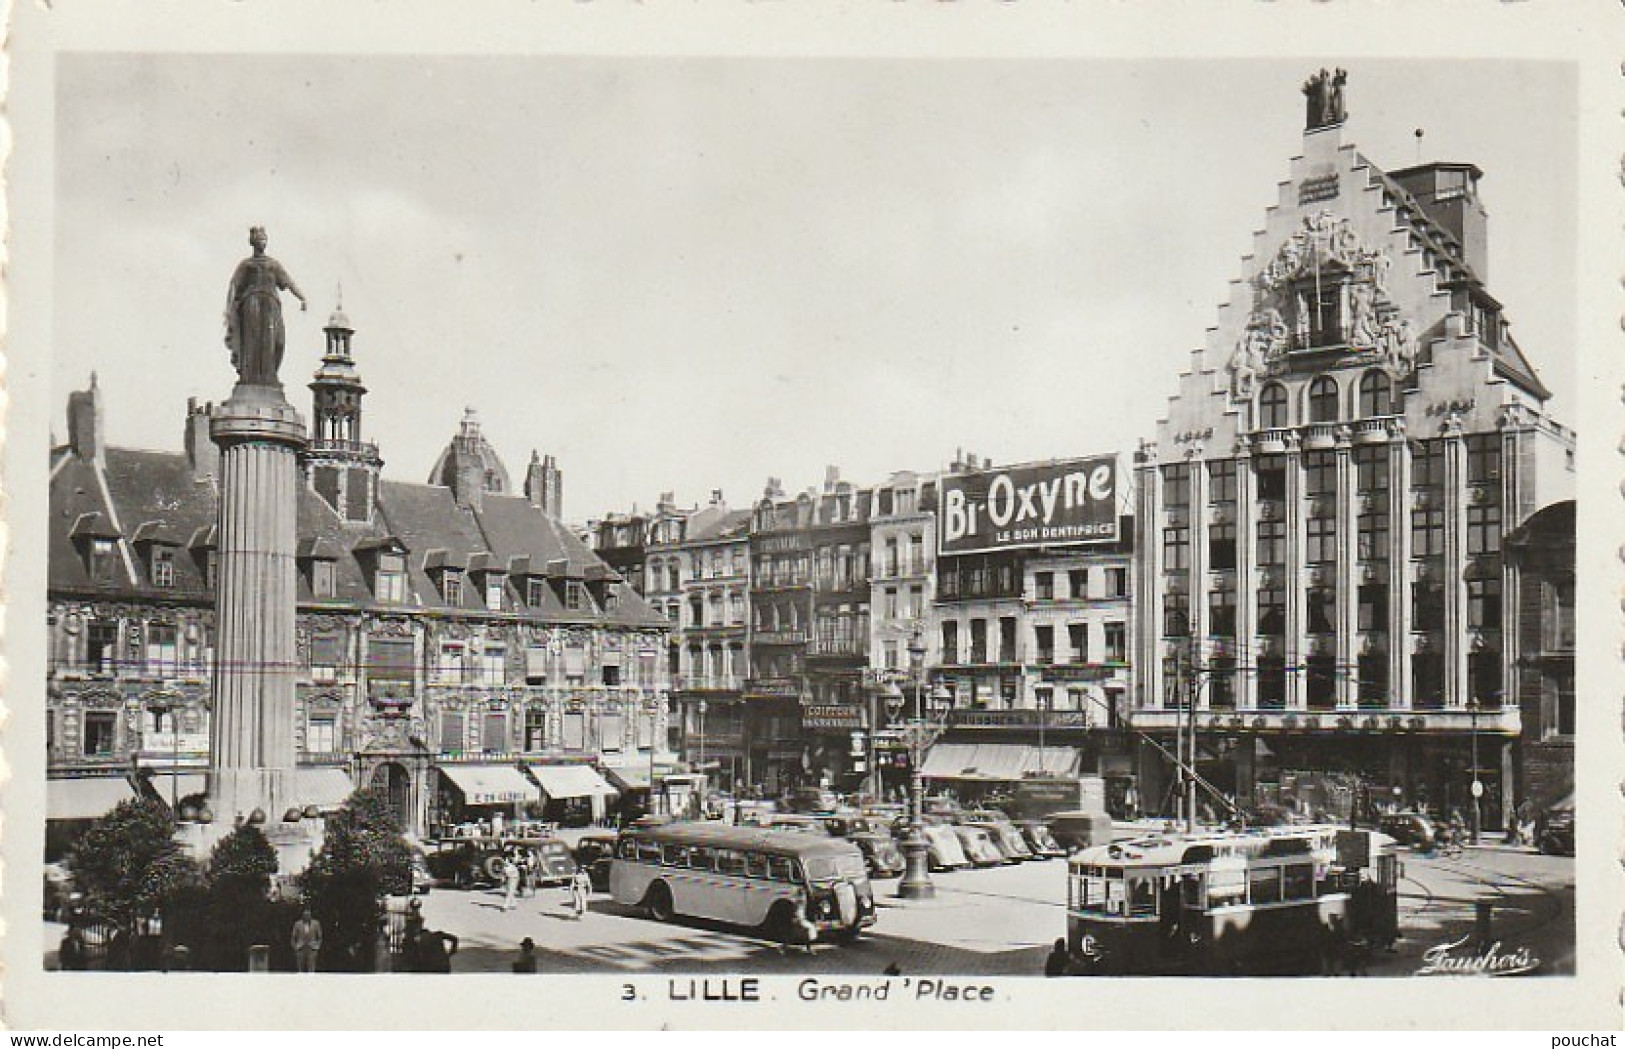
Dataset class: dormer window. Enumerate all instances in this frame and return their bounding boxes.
[526,577,547,608]
[565,580,586,611]
[441,570,463,606]
[312,560,336,599]
[376,553,407,603]
[483,575,505,611]
[91,538,119,583]
[151,548,175,588]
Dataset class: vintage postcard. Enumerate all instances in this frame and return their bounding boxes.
[3,0,1620,1031]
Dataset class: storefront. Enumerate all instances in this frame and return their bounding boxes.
[525,762,619,826]
[434,763,541,834]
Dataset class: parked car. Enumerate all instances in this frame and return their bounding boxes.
[1535,805,1575,856]
[1014,819,1067,859]
[962,819,1032,863]
[573,833,621,891]
[818,815,906,878]
[1378,811,1437,851]
[424,835,577,889]
[950,824,1005,867]
[407,849,435,895]
[766,814,834,836]
[917,822,971,871]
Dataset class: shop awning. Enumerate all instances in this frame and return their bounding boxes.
[439,764,540,806]
[47,776,135,820]
[602,764,652,791]
[919,743,1082,781]
[529,763,619,800]
[295,767,356,811]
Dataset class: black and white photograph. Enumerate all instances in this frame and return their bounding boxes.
[4,1,1619,1033]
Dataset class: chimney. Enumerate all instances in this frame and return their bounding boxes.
[710,488,724,506]
[823,465,840,493]
[451,408,485,512]
[764,476,784,500]
[184,397,219,479]
[524,450,563,519]
[66,372,104,464]
[657,491,677,514]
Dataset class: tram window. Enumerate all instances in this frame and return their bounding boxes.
[1249,867,1283,905]
[1127,877,1158,917]
[1181,874,1204,908]
[1282,863,1315,900]
[1208,872,1246,908]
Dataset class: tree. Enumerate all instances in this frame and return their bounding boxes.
[298,788,412,971]
[69,798,201,935]
[200,824,282,970]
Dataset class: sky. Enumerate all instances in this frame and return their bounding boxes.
[52,55,1577,523]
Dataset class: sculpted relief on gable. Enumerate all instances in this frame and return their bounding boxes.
[1227,210,1417,399]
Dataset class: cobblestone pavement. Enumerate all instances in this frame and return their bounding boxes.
[400,843,1572,977]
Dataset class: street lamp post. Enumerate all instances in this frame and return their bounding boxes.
[697,699,708,775]
[896,632,936,900]
[148,699,178,815]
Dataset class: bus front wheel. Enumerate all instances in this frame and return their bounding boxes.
[645,882,674,923]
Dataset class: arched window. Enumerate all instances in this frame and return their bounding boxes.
[1258,383,1289,429]
[1357,370,1393,418]
[1307,376,1339,423]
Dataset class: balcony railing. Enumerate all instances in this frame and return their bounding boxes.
[309,438,381,459]
[753,630,808,645]
[808,639,868,657]
[675,674,744,692]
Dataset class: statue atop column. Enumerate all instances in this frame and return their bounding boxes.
[1302,67,1348,130]
[224,226,307,387]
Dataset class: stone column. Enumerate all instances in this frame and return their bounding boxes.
[1442,419,1468,709]
[1387,427,1411,711]
[1283,436,1306,711]
[208,383,307,825]
[1234,440,1257,711]
[1334,431,1358,709]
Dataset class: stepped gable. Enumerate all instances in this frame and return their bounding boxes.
[476,492,667,628]
[374,479,489,611]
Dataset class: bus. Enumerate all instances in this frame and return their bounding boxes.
[610,822,877,945]
[1064,826,1399,975]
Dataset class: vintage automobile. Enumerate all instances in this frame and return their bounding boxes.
[425,835,577,889]
[1377,811,1437,851]
[814,814,906,879]
[950,824,1005,867]
[1047,810,1115,851]
[572,832,622,891]
[962,811,1036,862]
[915,821,971,871]
[781,788,842,815]
[1015,819,1068,859]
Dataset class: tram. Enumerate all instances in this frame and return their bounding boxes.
[1064,826,1400,975]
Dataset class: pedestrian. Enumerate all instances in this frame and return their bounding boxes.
[512,936,538,974]
[501,855,520,912]
[417,928,459,973]
[291,907,323,973]
[58,927,86,971]
[570,865,593,920]
[1044,938,1071,977]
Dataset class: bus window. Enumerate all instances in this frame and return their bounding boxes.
[689,848,715,871]
[744,853,770,879]
[1282,863,1315,901]
[716,849,747,877]
[768,856,797,882]
[661,844,688,867]
[637,841,662,863]
[1127,876,1157,917]
[617,838,638,860]
[1249,866,1283,905]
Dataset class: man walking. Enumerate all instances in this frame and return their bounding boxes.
[291,908,323,973]
[501,854,520,913]
[570,865,593,920]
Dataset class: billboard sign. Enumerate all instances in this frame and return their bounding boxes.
[939,455,1117,555]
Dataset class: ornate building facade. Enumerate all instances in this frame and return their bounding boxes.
[1130,82,1575,827]
[46,310,673,845]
